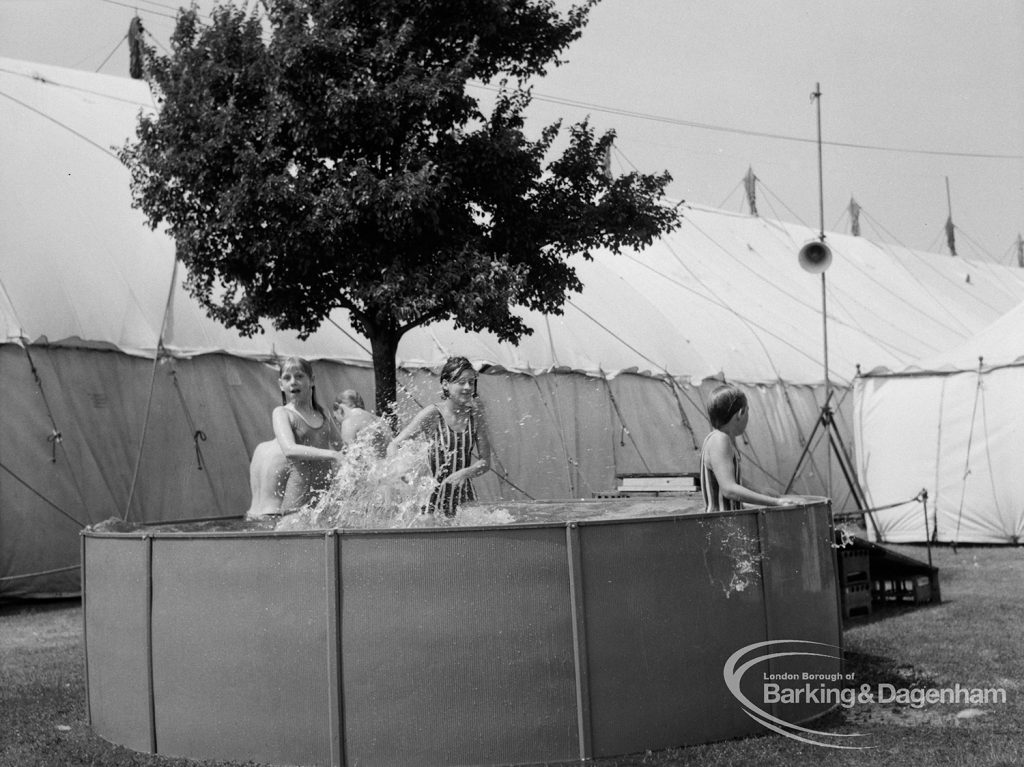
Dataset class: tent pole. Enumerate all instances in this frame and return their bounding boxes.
[920,490,933,569]
[123,352,162,522]
[123,256,179,521]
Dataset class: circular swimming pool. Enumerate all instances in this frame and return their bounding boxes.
[82,497,842,766]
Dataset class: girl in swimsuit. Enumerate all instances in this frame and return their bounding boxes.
[272,356,344,513]
[390,356,492,516]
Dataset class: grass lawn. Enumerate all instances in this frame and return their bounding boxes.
[2,544,1022,767]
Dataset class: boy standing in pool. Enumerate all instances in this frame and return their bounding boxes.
[700,383,801,513]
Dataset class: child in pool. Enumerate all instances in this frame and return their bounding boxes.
[273,356,344,513]
[700,383,801,512]
[332,389,392,457]
[389,356,491,516]
[244,439,288,518]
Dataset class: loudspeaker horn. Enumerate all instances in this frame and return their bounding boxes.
[798,239,832,273]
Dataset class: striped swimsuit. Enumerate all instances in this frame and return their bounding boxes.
[426,405,477,517]
[699,431,742,513]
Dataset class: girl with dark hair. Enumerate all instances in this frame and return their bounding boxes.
[272,356,344,513]
[700,383,800,513]
[390,356,492,516]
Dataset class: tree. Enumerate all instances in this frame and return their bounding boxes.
[121,0,680,418]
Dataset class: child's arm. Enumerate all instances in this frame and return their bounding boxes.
[273,407,343,462]
[445,401,491,485]
[340,417,360,447]
[389,405,438,452]
[472,403,491,476]
[705,431,793,508]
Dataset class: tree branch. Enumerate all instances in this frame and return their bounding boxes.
[398,306,448,335]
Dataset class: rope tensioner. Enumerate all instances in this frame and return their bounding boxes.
[47,429,62,463]
[193,430,207,471]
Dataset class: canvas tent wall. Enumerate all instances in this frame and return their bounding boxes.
[4,56,1024,597]
[854,300,1024,544]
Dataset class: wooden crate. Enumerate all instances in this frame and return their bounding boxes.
[838,549,871,618]
[841,582,872,618]
[873,574,934,605]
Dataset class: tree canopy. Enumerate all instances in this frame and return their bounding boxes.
[122,0,680,414]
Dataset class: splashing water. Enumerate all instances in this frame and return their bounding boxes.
[701,518,765,598]
[721,523,764,596]
[832,524,856,549]
[276,438,434,531]
[274,437,518,531]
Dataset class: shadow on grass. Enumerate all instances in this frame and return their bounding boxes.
[798,646,945,739]
[841,647,939,688]
[0,596,80,617]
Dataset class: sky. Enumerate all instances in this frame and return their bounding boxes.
[1,0,1022,264]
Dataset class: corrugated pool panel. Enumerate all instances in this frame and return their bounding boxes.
[83,536,152,754]
[761,503,843,723]
[579,514,769,756]
[338,527,578,767]
[149,536,332,766]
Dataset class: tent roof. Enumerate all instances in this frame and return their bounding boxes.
[5,55,1024,385]
[866,298,1024,376]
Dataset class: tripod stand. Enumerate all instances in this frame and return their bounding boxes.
[783,389,878,537]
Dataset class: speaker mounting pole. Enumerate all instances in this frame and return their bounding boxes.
[787,84,874,533]
[811,83,831,424]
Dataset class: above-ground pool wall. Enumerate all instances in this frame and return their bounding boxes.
[84,533,337,766]
[336,525,579,766]
[83,501,841,767]
[576,503,841,755]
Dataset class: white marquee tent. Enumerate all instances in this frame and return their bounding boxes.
[4,56,1024,597]
[855,300,1024,544]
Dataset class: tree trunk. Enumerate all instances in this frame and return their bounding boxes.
[369,331,402,428]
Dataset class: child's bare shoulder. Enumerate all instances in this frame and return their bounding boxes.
[705,429,734,454]
[272,404,298,423]
[706,429,731,445]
